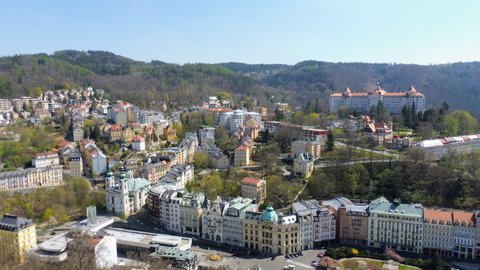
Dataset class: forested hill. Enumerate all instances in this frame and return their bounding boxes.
[0,51,271,107]
[1,50,480,115]
[223,60,480,116]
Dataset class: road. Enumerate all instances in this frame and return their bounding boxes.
[314,158,397,168]
[195,247,323,270]
[335,141,400,159]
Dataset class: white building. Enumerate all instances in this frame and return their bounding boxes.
[367,197,424,253]
[202,197,229,242]
[158,164,194,189]
[105,168,150,217]
[219,109,262,133]
[414,134,480,158]
[329,86,426,114]
[0,165,63,191]
[222,197,258,247]
[131,135,146,151]
[293,152,314,178]
[291,140,322,160]
[32,152,60,168]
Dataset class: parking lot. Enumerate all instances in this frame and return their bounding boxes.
[193,246,325,270]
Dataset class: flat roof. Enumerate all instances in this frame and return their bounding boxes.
[103,228,192,251]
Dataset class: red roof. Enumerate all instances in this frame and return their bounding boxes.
[235,145,248,151]
[241,177,265,186]
[132,135,145,142]
[109,125,122,131]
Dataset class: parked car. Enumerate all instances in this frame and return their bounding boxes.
[283,265,295,270]
[311,261,318,267]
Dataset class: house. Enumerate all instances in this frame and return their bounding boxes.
[163,125,177,143]
[132,135,146,151]
[234,144,250,167]
[293,152,314,178]
[0,215,37,264]
[364,121,393,145]
[241,177,267,205]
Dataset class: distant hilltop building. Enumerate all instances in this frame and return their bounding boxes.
[329,86,425,114]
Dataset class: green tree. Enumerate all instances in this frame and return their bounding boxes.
[325,130,335,152]
[193,151,209,169]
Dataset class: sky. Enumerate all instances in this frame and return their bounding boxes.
[1,0,479,65]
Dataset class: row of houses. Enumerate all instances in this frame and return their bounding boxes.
[147,191,480,259]
[0,166,63,191]
[414,133,480,158]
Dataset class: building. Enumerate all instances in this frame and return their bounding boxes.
[107,125,123,142]
[202,197,229,242]
[329,86,426,114]
[105,167,150,217]
[337,202,369,246]
[292,201,317,250]
[414,134,480,158]
[368,197,424,253]
[452,211,476,259]
[146,186,186,232]
[158,147,187,166]
[150,247,199,270]
[297,199,336,246]
[196,144,230,170]
[179,192,208,236]
[198,126,216,146]
[219,109,263,133]
[32,151,60,168]
[131,135,146,151]
[364,121,393,145]
[423,208,454,257]
[0,215,37,264]
[0,99,12,112]
[293,152,314,178]
[90,147,107,176]
[158,164,194,189]
[179,133,198,163]
[234,144,250,167]
[0,166,63,191]
[291,140,322,160]
[139,161,169,185]
[241,177,267,205]
[67,152,83,177]
[243,206,301,255]
[222,197,258,247]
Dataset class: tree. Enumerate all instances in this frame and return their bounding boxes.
[411,102,419,129]
[325,130,335,152]
[193,151,208,169]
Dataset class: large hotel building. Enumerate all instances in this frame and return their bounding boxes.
[329,86,425,114]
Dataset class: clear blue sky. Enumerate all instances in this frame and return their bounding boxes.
[1,0,479,64]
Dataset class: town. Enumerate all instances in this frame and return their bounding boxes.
[0,82,479,270]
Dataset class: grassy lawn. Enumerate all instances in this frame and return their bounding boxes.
[339,258,420,270]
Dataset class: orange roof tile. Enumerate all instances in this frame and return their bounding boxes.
[241,177,265,186]
[424,208,452,224]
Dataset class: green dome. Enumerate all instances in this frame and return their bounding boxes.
[261,205,278,223]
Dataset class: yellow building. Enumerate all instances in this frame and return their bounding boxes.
[234,144,250,167]
[0,215,37,264]
[243,206,301,255]
[122,127,135,143]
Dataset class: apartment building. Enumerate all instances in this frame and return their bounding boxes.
[222,197,258,247]
[0,166,63,191]
[202,197,229,242]
[241,177,267,205]
[415,134,480,158]
[368,197,424,253]
[291,140,322,160]
[179,193,208,236]
[32,151,60,168]
[0,215,37,264]
[139,161,169,185]
[293,152,314,178]
[234,144,250,167]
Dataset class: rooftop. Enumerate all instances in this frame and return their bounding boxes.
[0,214,35,232]
[241,177,265,186]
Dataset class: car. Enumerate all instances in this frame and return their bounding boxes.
[311,261,318,267]
[317,252,324,258]
[283,265,295,270]
[271,256,275,260]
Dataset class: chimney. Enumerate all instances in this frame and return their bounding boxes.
[86,206,97,225]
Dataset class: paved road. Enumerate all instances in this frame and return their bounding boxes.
[314,159,397,168]
[196,248,323,270]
